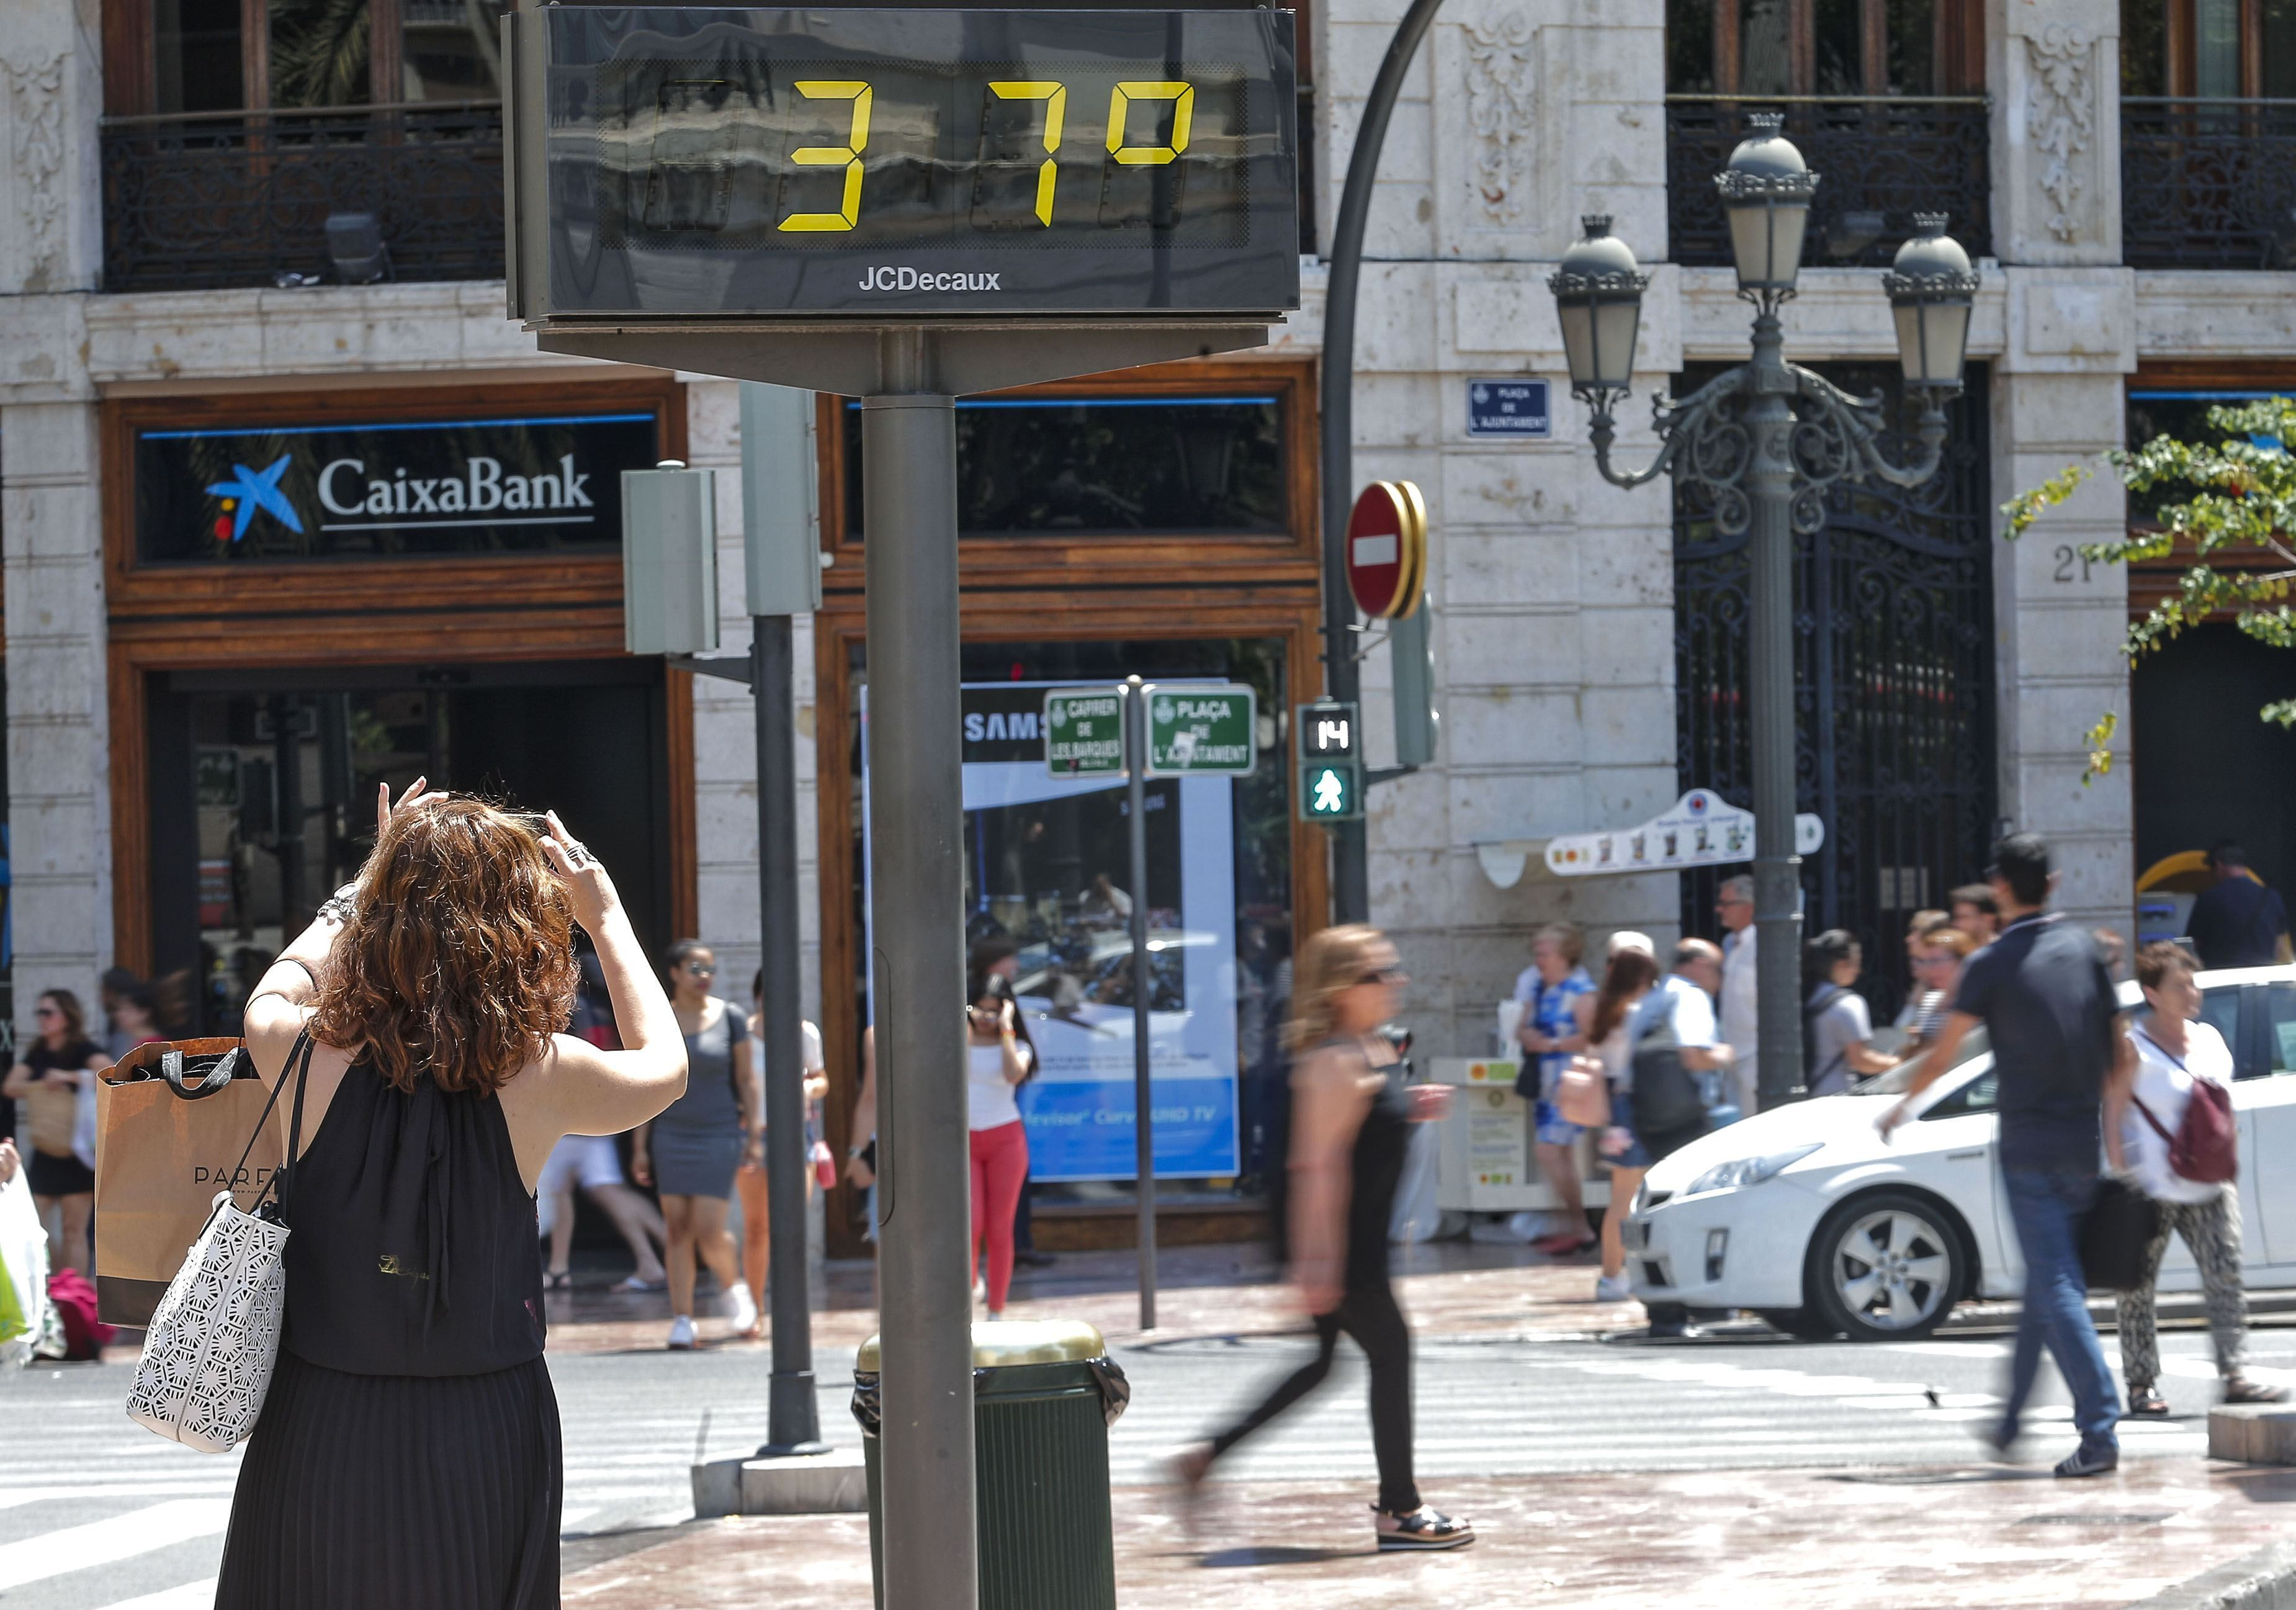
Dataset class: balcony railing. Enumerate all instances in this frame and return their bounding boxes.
[2123,97,2296,269]
[100,101,504,294]
[1666,96,1992,269]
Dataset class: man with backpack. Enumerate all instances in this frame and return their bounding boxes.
[2107,941,2286,1415]
[2186,842,2292,971]
[1878,832,2132,1478]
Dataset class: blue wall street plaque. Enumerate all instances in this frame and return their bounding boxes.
[1466,378,1551,439]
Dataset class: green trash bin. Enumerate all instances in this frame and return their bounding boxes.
[853,1320,1129,1610]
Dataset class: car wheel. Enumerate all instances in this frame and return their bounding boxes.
[1756,1308,1841,1341]
[1805,1190,1965,1342]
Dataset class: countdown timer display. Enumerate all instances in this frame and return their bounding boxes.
[507,7,1300,320]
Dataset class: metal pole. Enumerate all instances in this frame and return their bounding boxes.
[1124,678,1156,1330]
[863,335,977,1610]
[1745,312,1805,1110]
[755,611,827,1454]
[1318,0,1447,925]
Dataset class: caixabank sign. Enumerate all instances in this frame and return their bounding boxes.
[133,410,661,563]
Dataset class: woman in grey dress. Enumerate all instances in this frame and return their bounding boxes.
[632,941,759,1349]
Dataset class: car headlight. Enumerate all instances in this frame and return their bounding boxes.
[1685,1144,1822,1197]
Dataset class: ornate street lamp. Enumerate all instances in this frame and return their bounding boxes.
[1548,117,1976,1112]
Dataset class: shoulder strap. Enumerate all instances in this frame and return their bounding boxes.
[227,1030,315,1210]
[2128,1089,2176,1146]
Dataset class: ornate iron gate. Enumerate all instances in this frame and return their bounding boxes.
[1674,364,1996,1020]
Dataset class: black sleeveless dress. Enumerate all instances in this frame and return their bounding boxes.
[216,1058,559,1610]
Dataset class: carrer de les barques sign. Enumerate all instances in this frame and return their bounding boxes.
[133,410,661,564]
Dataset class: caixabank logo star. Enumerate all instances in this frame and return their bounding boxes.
[204,455,305,544]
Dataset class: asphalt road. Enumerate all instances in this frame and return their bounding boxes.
[7,1319,2284,1609]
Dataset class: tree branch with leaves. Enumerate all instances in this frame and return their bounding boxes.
[2002,395,2296,780]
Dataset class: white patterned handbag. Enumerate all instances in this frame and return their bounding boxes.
[127,1033,311,1453]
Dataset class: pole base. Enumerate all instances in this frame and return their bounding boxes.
[755,1439,834,1459]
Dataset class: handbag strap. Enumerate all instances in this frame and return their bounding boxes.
[2128,1025,2191,1146]
[226,1030,315,1210]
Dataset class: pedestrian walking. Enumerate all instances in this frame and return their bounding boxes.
[1949,883,2001,946]
[966,958,1032,1320]
[1587,933,1661,1304]
[1889,911,1950,1032]
[735,966,829,1333]
[2,992,108,1277]
[2107,941,2287,1416]
[972,938,1053,1270]
[1803,930,1898,1097]
[1512,923,1595,1255]
[1172,924,1471,1550]
[1621,940,1731,1337]
[215,786,688,1610]
[632,942,760,1349]
[537,1133,668,1293]
[1899,922,1974,1057]
[1881,832,2130,1477]
[2186,842,2292,971]
[1716,876,1759,1116]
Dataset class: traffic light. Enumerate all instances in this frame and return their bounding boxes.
[1295,699,1363,823]
[1299,760,1361,822]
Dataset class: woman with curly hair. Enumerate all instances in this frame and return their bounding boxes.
[214,783,687,1610]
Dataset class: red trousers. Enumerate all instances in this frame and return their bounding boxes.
[968,1119,1029,1311]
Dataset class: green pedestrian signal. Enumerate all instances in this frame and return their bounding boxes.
[1299,760,1362,822]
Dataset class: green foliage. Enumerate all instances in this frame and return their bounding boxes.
[2002,396,2296,780]
[269,0,372,110]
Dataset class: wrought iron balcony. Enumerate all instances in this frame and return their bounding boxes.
[1666,97,1992,269]
[2123,97,2296,269]
[100,101,503,294]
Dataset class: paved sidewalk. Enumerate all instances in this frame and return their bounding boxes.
[563,1462,2296,1609]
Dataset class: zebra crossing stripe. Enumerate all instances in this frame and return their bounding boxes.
[88,1576,222,1609]
[0,1498,233,1591]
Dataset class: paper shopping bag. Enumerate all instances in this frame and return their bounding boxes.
[95,1039,289,1326]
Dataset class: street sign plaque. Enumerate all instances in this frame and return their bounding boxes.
[1143,684,1255,776]
[1043,686,1126,777]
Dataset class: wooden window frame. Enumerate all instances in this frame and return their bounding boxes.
[102,372,697,973]
[1689,0,1984,97]
[809,354,1325,1256]
[814,358,1321,595]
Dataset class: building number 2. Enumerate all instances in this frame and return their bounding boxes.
[776,79,1195,233]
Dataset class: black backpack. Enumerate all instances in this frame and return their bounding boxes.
[1629,1015,1707,1135]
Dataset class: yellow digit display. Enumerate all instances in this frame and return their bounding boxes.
[987,81,1067,225]
[780,80,873,232]
[1105,81,1194,166]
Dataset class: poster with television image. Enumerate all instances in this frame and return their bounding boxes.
[861,681,1241,1181]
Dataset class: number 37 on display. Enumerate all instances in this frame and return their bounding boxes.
[775,79,1195,232]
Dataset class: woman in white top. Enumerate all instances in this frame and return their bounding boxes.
[2105,941,2287,1415]
[966,961,1032,1318]
[1586,932,1660,1304]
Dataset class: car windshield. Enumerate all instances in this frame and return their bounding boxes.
[1852,1023,1990,1095]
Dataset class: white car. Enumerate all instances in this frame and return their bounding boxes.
[1624,965,2296,1341]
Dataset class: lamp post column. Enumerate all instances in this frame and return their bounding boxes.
[1744,311,1804,1112]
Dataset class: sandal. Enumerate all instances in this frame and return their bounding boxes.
[544,1270,573,1292]
[2124,1388,2171,1418]
[1373,1504,1475,1552]
[2225,1377,2291,1406]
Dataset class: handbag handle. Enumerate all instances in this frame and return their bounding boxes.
[160,1046,244,1099]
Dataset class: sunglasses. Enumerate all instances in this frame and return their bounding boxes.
[1355,965,1407,986]
[683,963,716,976]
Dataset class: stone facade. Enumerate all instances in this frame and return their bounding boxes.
[0,0,2282,1058]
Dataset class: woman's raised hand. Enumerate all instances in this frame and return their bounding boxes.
[540,810,621,933]
[375,776,445,837]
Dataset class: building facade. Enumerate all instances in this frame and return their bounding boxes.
[1,0,2289,1240]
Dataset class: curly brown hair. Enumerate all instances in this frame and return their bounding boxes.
[309,799,578,1096]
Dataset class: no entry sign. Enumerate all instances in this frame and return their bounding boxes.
[1345,480,1427,619]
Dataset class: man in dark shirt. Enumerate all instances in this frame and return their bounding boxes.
[2186,843,2291,971]
[1881,832,2133,1477]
